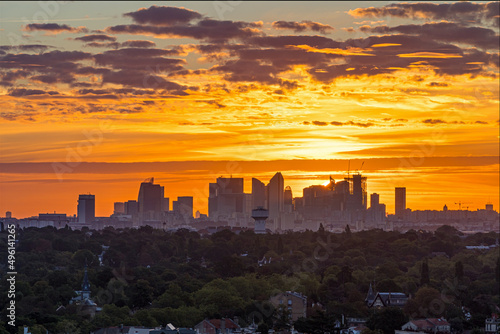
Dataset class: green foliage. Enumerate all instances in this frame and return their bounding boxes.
[0,226,497,331]
[366,307,408,334]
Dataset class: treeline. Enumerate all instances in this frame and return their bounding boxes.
[0,225,498,334]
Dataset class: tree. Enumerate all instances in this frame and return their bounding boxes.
[366,307,408,334]
[495,257,500,283]
[403,286,441,319]
[455,261,464,280]
[293,310,332,334]
[420,260,430,286]
[345,224,352,237]
[276,236,284,255]
[273,305,291,331]
[127,279,154,309]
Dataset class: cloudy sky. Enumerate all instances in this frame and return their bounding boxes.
[0,1,498,217]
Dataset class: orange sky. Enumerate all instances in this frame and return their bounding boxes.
[0,2,498,218]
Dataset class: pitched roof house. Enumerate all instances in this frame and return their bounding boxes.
[365,283,408,308]
[401,318,450,333]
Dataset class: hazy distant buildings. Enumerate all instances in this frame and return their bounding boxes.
[138,178,163,219]
[267,172,284,219]
[163,197,170,212]
[395,187,406,219]
[346,173,367,211]
[368,193,386,224]
[113,202,125,215]
[208,177,247,220]
[173,196,193,219]
[284,186,293,213]
[78,194,95,224]
[124,200,139,216]
[252,178,266,210]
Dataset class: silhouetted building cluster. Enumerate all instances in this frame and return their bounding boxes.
[3,173,498,233]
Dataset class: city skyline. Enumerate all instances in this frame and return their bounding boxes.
[3,171,497,220]
[0,2,499,218]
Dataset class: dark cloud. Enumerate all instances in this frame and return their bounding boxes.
[305,120,376,127]
[249,35,340,48]
[350,2,499,26]
[423,119,447,124]
[85,42,121,49]
[75,34,117,42]
[427,82,449,87]
[77,88,157,96]
[8,88,60,97]
[102,70,188,94]
[23,23,88,33]
[107,19,262,42]
[94,48,185,71]
[0,45,52,53]
[121,40,156,48]
[0,69,30,86]
[475,120,488,124]
[124,6,202,26]
[272,20,334,34]
[363,22,499,50]
[0,50,93,85]
[0,50,92,68]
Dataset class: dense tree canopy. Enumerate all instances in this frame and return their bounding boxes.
[0,226,497,333]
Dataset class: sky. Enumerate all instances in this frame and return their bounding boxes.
[0,1,499,218]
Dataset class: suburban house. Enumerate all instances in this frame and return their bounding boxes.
[269,291,307,322]
[365,283,408,308]
[401,318,451,333]
[485,315,500,334]
[194,319,240,334]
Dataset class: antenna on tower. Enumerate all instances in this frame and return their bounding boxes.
[347,160,350,178]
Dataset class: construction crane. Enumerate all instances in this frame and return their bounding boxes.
[356,161,365,174]
[455,201,471,210]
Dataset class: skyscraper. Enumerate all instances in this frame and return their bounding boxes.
[351,173,367,210]
[267,172,284,219]
[138,178,163,219]
[395,187,406,218]
[252,178,266,209]
[175,196,193,218]
[77,194,95,224]
[370,193,380,208]
[284,186,293,213]
[208,177,245,219]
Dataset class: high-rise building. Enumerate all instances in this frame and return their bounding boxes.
[113,202,125,215]
[284,186,293,213]
[395,187,406,218]
[124,200,139,216]
[267,172,284,219]
[208,177,245,218]
[252,178,266,209]
[163,197,170,212]
[5,211,12,219]
[175,196,193,218]
[351,173,367,210]
[77,194,95,224]
[370,193,380,208]
[138,178,163,214]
